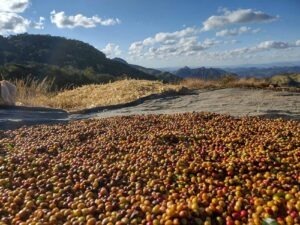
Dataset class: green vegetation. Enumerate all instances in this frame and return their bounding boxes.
[0,63,115,90]
[0,34,158,89]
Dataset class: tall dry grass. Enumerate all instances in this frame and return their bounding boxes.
[13,78,185,111]
[13,77,55,106]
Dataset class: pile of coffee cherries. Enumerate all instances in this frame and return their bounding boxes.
[0,113,299,225]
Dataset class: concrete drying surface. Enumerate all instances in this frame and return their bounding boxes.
[1,88,299,130]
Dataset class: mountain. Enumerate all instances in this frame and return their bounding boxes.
[174,66,235,79]
[225,66,300,78]
[112,57,128,65]
[112,58,181,82]
[0,34,157,88]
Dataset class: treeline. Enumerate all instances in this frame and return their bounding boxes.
[0,63,123,90]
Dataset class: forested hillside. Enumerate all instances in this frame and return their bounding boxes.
[0,34,157,88]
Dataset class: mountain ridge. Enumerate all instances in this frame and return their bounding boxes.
[112,58,181,82]
[0,34,157,88]
[174,66,236,79]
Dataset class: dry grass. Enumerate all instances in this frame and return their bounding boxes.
[231,77,269,88]
[14,75,298,111]
[180,78,221,89]
[13,77,55,106]
[48,79,185,111]
[15,79,185,111]
[180,76,269,89]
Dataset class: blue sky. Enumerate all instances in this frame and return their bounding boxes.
[1,0,300,68]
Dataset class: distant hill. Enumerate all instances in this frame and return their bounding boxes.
[174,66,235,79]
[112,58,181,82]
[0,34,157,88]
[226,66,300,78]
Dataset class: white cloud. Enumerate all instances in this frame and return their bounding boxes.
[145,27,198,45]
[209,40,299,60]
[189,40,300,66]
[129,27,205,58]
[0,12,30,35]
[129,41,144,57]
[50,11,121,28]
[127,8,284,62]
[202,38,221,47]
[0,0,30,13]
[130,38,300,67]
[0,13,45,35]
[223,39,239,44]
[32,17,45,29]
[0,0,45,35]
[256,40,291,50]
[131,27,199,49]
[202,8,277,31]
[128,8,278,59]
[102,43,122,57]
[216,26,260,37]
[129,35,220,59]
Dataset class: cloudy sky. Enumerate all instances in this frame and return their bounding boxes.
[1,0,300,68]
